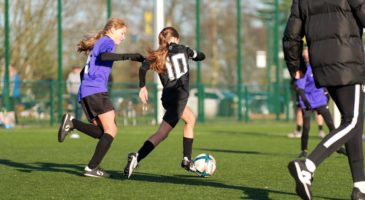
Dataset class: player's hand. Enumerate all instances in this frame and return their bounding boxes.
[139,86,148,104]
[294,70,303,79]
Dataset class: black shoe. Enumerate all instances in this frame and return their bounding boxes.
[352,188,365,200]
[124,152,138,179]
[181,157,196,172]
[336,146,347,156]
[298,151,308,159]
[288,160,313,200]
[58,113,74,142]
[84,166,110,178]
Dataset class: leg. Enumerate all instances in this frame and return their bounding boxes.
[315,112,324,127]
[180,106,196,159]
[308,85,363,167]
[123,120,173,178]
[288,84,364,200]
[315,111,325,138]
[289,107,303,138]
[181,106,196,139]
[70,117,104,138]
[316,106,335,131]
[301,109,312,152]
[297,107,303,127]
[317,106,348,156]
[147,121,174,146]
[86,110,116,177]
[180,106,197,171]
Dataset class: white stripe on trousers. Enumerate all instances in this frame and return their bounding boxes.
[323,84,360,148]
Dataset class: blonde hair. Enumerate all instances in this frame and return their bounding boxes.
[148,27,179,74]
[77,18,127,54]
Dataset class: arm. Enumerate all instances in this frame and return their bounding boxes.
[348,0,365,27]
[100,52,145,62]
[139,60,151,104]
[139,60,150,88]
[296,88,312,110]
[295,77,312,110]
[282,0,305,79]
[187,48,206,61]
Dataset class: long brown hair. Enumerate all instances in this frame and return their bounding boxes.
[77,18,127,55]
[148,27,179,74]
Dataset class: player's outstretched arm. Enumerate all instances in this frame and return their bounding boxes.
[187,48,206,61]
[100,52,145,62]
[139,60,150,88]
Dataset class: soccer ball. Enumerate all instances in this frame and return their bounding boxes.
[193,153,216,177]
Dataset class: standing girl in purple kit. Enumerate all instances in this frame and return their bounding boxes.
[294,62,334,158]
[57,18,144,178]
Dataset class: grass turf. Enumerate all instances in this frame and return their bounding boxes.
[0,121,354,200]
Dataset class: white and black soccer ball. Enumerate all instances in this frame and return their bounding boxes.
[193,153,216,177]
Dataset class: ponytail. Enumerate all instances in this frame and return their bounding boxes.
[148,27,179,74]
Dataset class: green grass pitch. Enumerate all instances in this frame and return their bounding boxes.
[0,122,354,199]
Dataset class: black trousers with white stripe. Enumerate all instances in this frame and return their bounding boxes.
[308,84,365,182]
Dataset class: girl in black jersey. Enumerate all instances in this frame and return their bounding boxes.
[123,27,205,178]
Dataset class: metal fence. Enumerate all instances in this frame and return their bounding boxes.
[0,80,296,127]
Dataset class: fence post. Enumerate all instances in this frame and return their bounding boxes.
[197,83,205,122]
[244,84,249,122]
[285,82,290,122]
[57,0,63,123]
[3,0,10,111]
[50,80,55,126]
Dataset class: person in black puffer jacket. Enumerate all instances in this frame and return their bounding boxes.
[283,0,365,200]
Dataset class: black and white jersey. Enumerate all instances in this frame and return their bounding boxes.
[139,43,205,101]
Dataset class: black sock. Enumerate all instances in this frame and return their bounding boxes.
[88,133,114,169]
[72,119,103,139]
[183,137,194,160]
[296,125,302,132]
[318,125,323,131]
[137,140,155,162]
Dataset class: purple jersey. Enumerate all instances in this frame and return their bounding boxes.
[296,65,328,109]
[78,36,115,101]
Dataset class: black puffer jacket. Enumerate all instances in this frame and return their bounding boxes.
[283,0,365,87]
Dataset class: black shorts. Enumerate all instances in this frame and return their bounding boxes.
[80,92,114,122]
[162,98,188,128]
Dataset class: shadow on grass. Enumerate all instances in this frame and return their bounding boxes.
[195,147,296,158]
[114,172,289,200]
[0,159,84,176]
[196,148,260,155]
[111,172,345,200]
[0,159,347,200]
[210,130,326,140]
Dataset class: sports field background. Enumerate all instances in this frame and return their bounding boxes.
[0,122,353,200]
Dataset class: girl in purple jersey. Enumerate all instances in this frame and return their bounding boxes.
[295,64,335,158]
[123,27,205,178]
[57,18,144,178]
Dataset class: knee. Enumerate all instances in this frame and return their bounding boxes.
[185,115,196,127]
[104,124,117,137]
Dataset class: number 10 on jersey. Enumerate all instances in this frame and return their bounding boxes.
[166,53,188,81]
